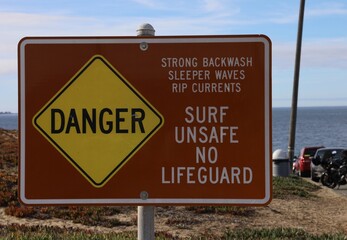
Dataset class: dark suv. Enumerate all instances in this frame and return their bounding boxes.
[311,147,345,182]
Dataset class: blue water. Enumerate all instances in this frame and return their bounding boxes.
[0,113,18,130]
[2,107,347,156]
[273,106,347,155]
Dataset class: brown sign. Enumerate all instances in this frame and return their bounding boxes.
[19,35,272,205]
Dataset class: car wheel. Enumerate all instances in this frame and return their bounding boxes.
[321,174,337,189]
[311,176,319,182]
[300,171,309,178]
[311,170,319,182]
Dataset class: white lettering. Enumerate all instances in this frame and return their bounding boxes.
[184,106,229,124]
[168,70,210,81]
[161,166,253,185]
[202,57,253,67]
[175,126,239,144]
[161,57,198,68]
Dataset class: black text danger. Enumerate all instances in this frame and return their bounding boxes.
[51,108,145,134]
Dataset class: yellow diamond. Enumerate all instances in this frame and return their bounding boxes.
[33,55,164,188]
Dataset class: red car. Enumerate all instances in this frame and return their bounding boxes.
[293,146,324,177]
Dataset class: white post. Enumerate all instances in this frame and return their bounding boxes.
[136,23,155,240]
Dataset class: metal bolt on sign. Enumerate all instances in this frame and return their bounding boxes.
[139,42,149,51]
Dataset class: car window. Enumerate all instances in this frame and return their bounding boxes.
[317,151,325,159]
[317,149,344,161]
[322,151,333,161]
[304,148,318,157]
[332,149,344,159]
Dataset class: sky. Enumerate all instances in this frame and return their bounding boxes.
[1,0,347,112]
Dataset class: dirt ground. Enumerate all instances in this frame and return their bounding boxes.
[0,128,346,238]
[0,187,346,238]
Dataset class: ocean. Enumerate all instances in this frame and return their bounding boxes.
[0,113,18,130]
[273,106,347,154]
[1,107,347,156]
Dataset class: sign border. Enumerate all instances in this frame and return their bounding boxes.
[19,35,272,205]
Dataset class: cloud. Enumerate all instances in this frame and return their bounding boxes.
[131,0,163,9]
[273,42,295,69]
[273,38,347,69]
[264,2,347,24]
[307,2,347,17]
[0,12,68,26]
[202,0,240,14]
[301,38,347,68]
[130,0,240,15]
[0,59,16,76]
[203,0,224,12]
[0,11,103,39]
[0,42,14,57]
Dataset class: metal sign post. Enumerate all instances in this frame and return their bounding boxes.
[137,23,156,240]
[138,205,155,240]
